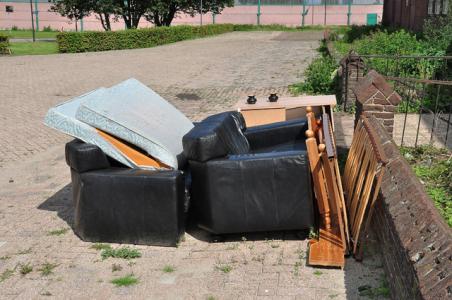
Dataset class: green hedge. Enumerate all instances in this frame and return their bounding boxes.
[57,24,234,53]
[0,33,10,55]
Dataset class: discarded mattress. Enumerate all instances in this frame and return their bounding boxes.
[75,78,194,169]
[44,89,135,168]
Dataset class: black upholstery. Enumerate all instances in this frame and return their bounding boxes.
[183,111,314,234]
[65,139,185,246]
[182,111,249,162]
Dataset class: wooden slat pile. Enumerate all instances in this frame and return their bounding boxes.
[305,107,387,267]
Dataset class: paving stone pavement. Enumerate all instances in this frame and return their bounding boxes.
[0,31,387,299]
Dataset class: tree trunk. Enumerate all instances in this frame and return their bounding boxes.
[162,5,177,27]
[75,19,78,32]
[105,15,111,31]
[99,13,107,31]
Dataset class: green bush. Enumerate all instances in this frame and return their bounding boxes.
[0,33,10,55]
[352,29,445,79]
[289,55,338,95]
[342,24,389,43]
[57,24,234,53]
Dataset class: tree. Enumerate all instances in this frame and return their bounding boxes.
[91,0,119,31]
[50,0,91,31]
[145,0,234,27]
[114,0,152,29]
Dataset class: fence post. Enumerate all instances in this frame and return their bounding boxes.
[34,0,39,31]
[301,0,307,26]
[29,0,35,42]
[257,0,261,25]
[347,0,351,25]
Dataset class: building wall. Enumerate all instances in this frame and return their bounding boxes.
[383,0,428,31]
[0,3,383,31]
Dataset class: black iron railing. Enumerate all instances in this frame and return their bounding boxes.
[343,53,452,149]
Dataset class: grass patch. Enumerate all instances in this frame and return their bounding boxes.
[216,264,232,273]
[0,255,11,260]
[313,270,323,276]
[91,243,112,251]
[19,263,33,275]
[9,42,58,56]
[48,228,69,236]
[0,269,14,282]
[39,262,57,276]
[162,265,175,273]
[111,274,138,287]
[401,145,451,226]
[0,29,58,39]
[101,247,141,260]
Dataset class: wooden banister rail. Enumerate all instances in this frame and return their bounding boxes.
[306,107,387,267]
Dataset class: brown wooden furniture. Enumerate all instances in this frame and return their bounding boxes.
[305,107,347,268]
[234,95,336,127]
[343,117,387,260]
[305,110,387,267]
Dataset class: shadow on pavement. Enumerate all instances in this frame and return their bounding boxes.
[37,183,75,229]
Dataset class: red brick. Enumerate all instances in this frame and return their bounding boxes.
[388,91,402,105]
[363,104,384,112]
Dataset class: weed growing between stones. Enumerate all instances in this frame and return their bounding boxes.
[101,247,141,260]
[19,263,33,275]
[162,265,175,273]
[111,274,138,287]
[39,262,57,276]
[48,228,69,236]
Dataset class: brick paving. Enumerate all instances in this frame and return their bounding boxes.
[0,31,387,299]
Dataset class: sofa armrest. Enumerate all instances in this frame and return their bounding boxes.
[244,118,307,151]
[66,139,110,173]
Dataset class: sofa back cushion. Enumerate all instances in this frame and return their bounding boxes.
[182,112,250,162]
[216,114,250,155]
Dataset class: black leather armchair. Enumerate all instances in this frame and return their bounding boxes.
[65,139,185,246]
[183,111,314,234]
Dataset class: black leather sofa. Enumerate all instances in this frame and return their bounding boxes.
[183,111,314,235]
[65,140,185,246]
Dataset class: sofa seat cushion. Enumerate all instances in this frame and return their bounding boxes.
[251,140,306,155]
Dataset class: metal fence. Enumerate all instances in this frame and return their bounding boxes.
[0,0,382,32]
[345,54,452,149]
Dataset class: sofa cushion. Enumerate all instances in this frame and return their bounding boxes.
[216,114,250,155]
[183,111,249,162]
[252,140,306,154]
[203,111,246,131]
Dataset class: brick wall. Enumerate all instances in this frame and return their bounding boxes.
[365,116,452,299]
[352,70,401,137]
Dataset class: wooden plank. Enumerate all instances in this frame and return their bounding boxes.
[96,129,169,169]
[343,116,388,258]
[240,108,286,127]
[234,95,337,111]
